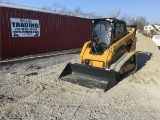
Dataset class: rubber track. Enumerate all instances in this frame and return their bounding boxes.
[110,52,137,74]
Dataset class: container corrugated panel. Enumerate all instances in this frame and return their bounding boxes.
[0,7,2,59]
[0,6,92,59]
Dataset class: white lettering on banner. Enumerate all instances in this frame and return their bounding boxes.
[10,18,40,37]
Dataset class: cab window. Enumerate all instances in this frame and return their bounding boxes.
[114,22,125,41]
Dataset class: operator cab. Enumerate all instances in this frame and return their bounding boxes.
[90,18,126,54]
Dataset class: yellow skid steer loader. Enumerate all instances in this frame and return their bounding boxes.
[59,18,137,91]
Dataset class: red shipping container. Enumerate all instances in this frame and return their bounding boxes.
[0,3,92,59]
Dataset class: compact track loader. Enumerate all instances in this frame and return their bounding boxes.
[59,18,137,91]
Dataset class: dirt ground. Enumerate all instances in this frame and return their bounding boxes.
[0,33,160,120]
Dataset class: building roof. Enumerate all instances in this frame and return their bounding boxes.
[0,2,90,20]
[0,2,56,14]
[144,25,153,27]
[145,24,160,27]
[144,24,160,32]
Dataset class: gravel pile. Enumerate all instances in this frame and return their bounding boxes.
[0,33,160,120]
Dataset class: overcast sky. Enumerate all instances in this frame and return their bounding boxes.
[1,0,160,24]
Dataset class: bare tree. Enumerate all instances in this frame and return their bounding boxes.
[120,14,130,24]
[128,16,148,30]
[59,5,68,15]
[73,6,83,17]
[106,9,120,18]
[67,10,74,16]
[42,6,48,10]
[136,16,148,30]
[83,12,103,19]
[120,14,148,31]
[52,3,62,13]
[41,2,149,29]
[42,6,52,11]
[41,3,105,18]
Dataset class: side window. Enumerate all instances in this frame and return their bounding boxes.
[114,22,125,41]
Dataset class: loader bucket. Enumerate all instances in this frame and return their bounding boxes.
[59,62,117,92]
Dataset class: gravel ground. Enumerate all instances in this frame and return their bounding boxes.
[0,33,160,120]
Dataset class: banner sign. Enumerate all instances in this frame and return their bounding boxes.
[10,18,40,37]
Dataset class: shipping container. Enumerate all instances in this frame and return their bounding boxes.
[0,3,92,59]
